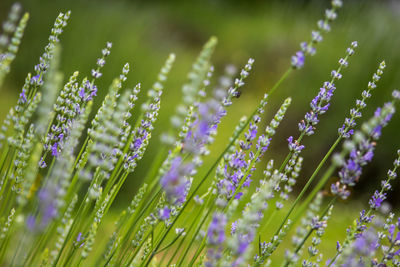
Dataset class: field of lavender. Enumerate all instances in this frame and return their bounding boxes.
[0,0,400,266]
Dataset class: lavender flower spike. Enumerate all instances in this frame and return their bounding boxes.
[225,176,275,266]
[0,3,22,52]
[124,54,175,173]
[291,0,343,69]
[332,99,396,199]
[339,61,386,138]
[0,10,29,86]
[206,212,227,267]
[165,37,217,145]
[368,149,400,210]
[298,41,357,137]
[160,156,193,205]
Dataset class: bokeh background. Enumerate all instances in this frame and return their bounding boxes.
[1,0,400,257]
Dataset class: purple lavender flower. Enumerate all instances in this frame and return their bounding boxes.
[37,188,58,229]
[51,142,59,157]
[291,0,344,69]
[206,212,227,267]
[298,82,336,137]
[342,228,380,267]
[78,87,85,99]
[160,157,193,205]
[330,182,350,200]
[19,89,27,103]
[338,156,364,186]
[291,51,305,69]
[341,217,400,267]
[216,97,288,206]
[370,215,400,265]
[369,190,386,210]
[214,115,265,204]
[336,241,342,252]
[256,135,271,155]
[159,206,171,221]
[241,122,258,150]
[74,232,85,248]
[287,136,305,153]
[30,74,42,86]
[393,90,400,100]
[338,61,386,139]
[183,99,225,155]
[38,157,47,168]
[91,69,102,79]
[207,212,227,245]
[298,42,358,141]
[338,124,354,138]
[356,210,374,235]
[333,103,395,199]
[231,221,238,235]
[79,80,98,102]
[26,215,36,231]
[217,149,251,202]
[387,218,400,245]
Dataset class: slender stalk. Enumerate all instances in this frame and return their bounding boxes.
[282,230,313,267]
[0,145,10,173]
[72,136,89,169]
[268,68,292,96]
[187,241,206,267]
[260,209,278,236]
[0,149,16,212]
[0,207,21,264]
[327,252,340,267]
[293,165,336,224]
[110,188,162,265]
[176,200,215,267]
[152,231,185,255]
[163,206,201,266]
[9,229,27,267]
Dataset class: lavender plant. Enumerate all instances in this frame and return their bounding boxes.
[0,1,400,266]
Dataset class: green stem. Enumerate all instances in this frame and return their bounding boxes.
[268,68,292,96]
[176,199,215,267]
[72,136,89,169]
[327,252,340,267]
[164,206,201,266]
[0,149,16,214]
[293,165,336,224]
[152,231,185,255]
[0,145,10,173]
[260,209,278,236]
[187,242,206,267]
[126,230,152,266]
[9,228,28,267]
[114,188,162,263]
[0,206,21,265]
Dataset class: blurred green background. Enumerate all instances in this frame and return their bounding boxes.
[1,0,400,210]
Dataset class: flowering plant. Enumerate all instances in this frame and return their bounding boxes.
[0,1,399,266]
